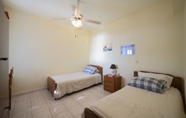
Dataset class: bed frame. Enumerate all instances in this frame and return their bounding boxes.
[84,71,184,118]
[47,64,103,98]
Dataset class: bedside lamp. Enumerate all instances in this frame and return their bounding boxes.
[110,64,117,76]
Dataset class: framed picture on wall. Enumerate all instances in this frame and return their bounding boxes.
[103,42,112,52]
[121,44,135,55]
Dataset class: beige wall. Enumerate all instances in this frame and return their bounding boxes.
[6,7,90,95]
[89,0,184,87]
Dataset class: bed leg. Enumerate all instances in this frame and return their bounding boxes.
[85,108,100,118]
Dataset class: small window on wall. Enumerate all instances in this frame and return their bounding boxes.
[121,44,135,55]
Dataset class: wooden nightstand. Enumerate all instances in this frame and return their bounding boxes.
[104,75,121,92]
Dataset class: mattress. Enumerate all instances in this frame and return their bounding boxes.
[86,85,185,118]
[49,72,101,98]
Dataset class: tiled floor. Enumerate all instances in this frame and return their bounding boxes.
[9,84,111,118]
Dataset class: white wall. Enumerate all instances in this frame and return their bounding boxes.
[89,0,184,87]
[6,7,90,95]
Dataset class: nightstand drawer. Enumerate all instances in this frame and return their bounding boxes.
[104,82,114,88]
[104,86,114,92]
[104,75,121,93]
[104,77,114,84]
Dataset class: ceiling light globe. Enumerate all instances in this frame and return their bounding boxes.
[71,20,83,28]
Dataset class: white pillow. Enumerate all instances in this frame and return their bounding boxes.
[138,72,173,88]
[93,68,99,74]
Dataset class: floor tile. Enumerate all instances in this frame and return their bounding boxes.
[80,100,93,108]
[11,96,17,105]
[10,84,111,118]
[31,98,46,107]
[71,94,89,103]
[31,94,44,101]
[31,103,48,115]
[42,90,53,99]
[15,97,30,106]
[46,99,62,107]
[16,93,30,100]
[31,90,43,96]
[54,110,73,118]
[12,109,32,118]
[68,105,84,117]
[49,103,66,115]
[60,95,73,103]
[32,109,52,118]
[75,114,82,118]
[13,102,31,114]
[89,96,101,103]
[62,99,78,109]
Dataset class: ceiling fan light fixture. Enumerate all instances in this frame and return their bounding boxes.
[71,19,83,28]
[54,0,101,28]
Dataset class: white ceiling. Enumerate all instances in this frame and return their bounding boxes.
[3,0,162,30]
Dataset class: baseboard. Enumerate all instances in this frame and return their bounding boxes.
[12,87,47,97]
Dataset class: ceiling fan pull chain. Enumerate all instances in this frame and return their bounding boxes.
[74,28,77,38]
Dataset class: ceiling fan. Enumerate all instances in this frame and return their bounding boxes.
[54,0,101,28]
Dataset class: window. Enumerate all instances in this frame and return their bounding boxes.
[121,44,135,55]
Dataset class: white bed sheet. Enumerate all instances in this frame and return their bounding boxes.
[87,86,185,118]
[50,72,101,98]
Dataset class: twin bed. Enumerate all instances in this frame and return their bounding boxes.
[47,65,103,99]
[83,71,185,118]
[47,66,185,118]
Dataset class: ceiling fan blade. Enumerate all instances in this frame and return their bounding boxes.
[73,5,79,15]
[73,3,80,15]
[83,19,101,25]
[53,0,101,28]
[53,18,71,20]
